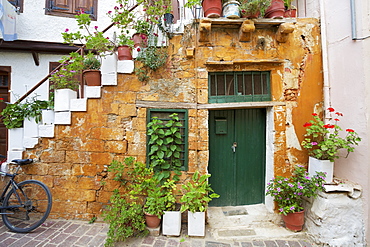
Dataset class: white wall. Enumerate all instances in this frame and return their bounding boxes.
[319,0,370,244]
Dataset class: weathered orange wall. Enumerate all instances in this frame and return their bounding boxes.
[23,18,323,220]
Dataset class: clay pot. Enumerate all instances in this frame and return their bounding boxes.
[83,70,101,86]
[284,8,297,17]
[202,0,222,18]
[144,213,161,228]
[282,210,305,231]
[117,45,133,60]
[264,0,285,18]
[132,33,148,48]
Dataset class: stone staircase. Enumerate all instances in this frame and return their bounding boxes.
[206,204,310,241]
[6,53,134,162]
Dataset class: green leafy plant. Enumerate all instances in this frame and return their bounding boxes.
[301,107,361,162]
[62,11,113,54]
[103,190,148,247]
[116,32,135,48]
[0,96,49,129]
[133,19,152,35]
[147,113,183,183]
[103,157,153,246]
[180,171,220,213]
[83,53,101,70]
[239,0,271,18]
[265,165,326,215]
[184,0,201,8]
[49,52,84,90]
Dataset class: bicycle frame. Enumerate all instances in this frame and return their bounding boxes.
[0,166,27,213]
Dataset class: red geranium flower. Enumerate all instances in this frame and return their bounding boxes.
[303,122,312,127]
[312,113,318,116]
[328,107,335,112]
[346,129,355,132]
[335,112,343,116]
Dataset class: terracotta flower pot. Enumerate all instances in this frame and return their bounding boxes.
[83,70,101,86]
[202,0,222,18]
[282,210,305,231]
[144,213,161,228]
[132,33,148,48]
[264,0,285,18]
[117,45,133,60]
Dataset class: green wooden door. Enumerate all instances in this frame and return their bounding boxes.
[209,109,266,206]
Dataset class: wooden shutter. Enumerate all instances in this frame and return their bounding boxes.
[45,0,97,20]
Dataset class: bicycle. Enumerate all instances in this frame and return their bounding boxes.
[0,155,52,233]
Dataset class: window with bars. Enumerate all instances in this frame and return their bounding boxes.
[146,109,188,171]
[208,71,271,103]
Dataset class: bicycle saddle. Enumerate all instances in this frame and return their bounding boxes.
[11,159,34,165]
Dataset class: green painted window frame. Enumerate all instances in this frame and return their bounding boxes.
[146,108,189,171]
[208,71,271,103]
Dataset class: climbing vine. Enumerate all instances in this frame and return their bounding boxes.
[147,113,183,183]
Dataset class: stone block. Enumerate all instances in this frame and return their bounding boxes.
[147,225,161,236]
[54,89,77,112]
[7,150,23,161]
[70,98,87,111]
[23,118,39,137]
[85,86,102,98]
[23,137,39,148]
[102,72,117,86]
[54,111,72,125]
[8,128,24,151]
[39,124,55,138]
[117,60,134,74]
[104,140,127,153]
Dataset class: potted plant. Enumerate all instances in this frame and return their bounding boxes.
[161,179,182,236]
[82,53,102,86]
[239,0,271,18]
[264,0,285,18]
[266,165,326,231]
[301,107,361,183]
[143,177,167,228]
[283,0,296,17]
[116,32,135,60]
[180,171,219,236]
[132,19,151,48]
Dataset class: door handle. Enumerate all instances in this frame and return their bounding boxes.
[231,142,237,152]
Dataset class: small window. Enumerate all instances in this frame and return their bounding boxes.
[209,71,271,103]
[45,0,98,20]
[8,0,23,13]
[147,109,188,171]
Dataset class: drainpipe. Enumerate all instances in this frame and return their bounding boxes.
[350,0,370,41]
[319,0,331,116]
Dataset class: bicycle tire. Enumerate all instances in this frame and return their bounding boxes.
[1,180,52,233]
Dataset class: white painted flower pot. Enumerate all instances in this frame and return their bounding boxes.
[54,89,77,111]
[187,211,205,236]
[162,211,181,236]
[42,109,54,125]
[308,156,334,183]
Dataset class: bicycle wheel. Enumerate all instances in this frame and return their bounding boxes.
[1,180,52,233]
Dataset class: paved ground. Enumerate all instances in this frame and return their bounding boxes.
[0,219,316,247]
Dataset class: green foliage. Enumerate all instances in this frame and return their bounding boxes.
[301,107,362,162]
[180,171,219,213]
[116,32,135,47]
[239,0,271,17]
[137,0,172,25]
[133,19,152,35]
[184,0,201,8]
[147,113,183,183]
[49,52,84,90]
[62,12,113,54]
[0,96,49,129]
[103,190,148,247]
[107,0,135,29]
[266,165,326,215]
[103,157,153,246]
[83,53,101,70]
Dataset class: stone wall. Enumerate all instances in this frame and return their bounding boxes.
[304,179,365,246]
[23,18,323,220]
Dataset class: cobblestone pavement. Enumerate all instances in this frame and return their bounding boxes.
[0,219,316,247]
